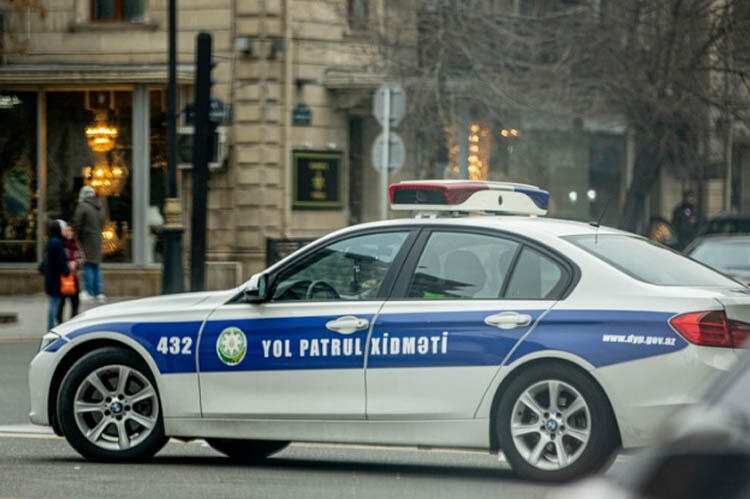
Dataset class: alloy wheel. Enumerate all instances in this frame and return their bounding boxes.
[509,378,591,471]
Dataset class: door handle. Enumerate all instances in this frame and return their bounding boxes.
[325,316,370,335]
[484,312,532,330]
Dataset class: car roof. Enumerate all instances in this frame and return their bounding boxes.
[347,215,629,239]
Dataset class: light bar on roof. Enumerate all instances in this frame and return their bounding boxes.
[389,180,549,216]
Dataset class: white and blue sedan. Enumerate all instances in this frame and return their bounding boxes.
[28,181,750,481]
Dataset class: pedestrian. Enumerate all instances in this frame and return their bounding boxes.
[672,190,699,250]
[57,222,81,323]
[72,185,106,303]
[42,219,70,331]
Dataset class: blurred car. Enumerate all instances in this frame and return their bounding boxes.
[697,213,750,237]
[685,235,750,285]
[553,347,750,498]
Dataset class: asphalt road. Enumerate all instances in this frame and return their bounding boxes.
[0,341,611,498]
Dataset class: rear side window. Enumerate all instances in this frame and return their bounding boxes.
[505,247,565,299]
[566,234,738,286]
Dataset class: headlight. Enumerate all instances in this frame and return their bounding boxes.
[39,332,62,352]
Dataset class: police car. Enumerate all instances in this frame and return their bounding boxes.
[28,180,750,481]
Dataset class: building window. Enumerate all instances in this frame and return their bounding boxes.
[348,0,368,30]
[46,91,134,263]
[0,92,37,263]
[90,0,144,22]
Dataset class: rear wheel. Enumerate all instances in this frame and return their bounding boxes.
[206,438,289,463]
[57,347,168,461]
[496,363,619,482]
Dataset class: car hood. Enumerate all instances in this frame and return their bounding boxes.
[53,288,239,336]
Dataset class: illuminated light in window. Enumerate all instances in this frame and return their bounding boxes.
[587,189,597,201]
[569,191,578,203]
[85,110,119,153]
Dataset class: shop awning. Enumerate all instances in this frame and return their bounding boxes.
[0,63,195,86]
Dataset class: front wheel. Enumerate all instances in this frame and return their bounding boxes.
[57,347,168,461]
[496,363,619,482]
[206,438,289,463]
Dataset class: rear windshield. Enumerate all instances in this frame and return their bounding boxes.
[689,239,750,273]
[565,234,738,286]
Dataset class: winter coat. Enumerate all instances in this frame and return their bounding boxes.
[72,196,105,264]
[44,237,70,297]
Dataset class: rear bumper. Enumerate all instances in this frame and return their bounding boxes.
[596,344,739,448]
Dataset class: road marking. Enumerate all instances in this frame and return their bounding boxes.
[0,424,60,440]
[0,424,55,435]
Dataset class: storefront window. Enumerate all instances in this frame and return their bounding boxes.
[0,92,37,262]
[46,91,133,262]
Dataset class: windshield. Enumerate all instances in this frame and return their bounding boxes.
[566,234,738,287]
[689,239,750,273]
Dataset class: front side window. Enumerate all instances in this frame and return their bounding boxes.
[91,0,144,22]
[407,232,520,299]
[567,234,738,286]
[272,231,409,301]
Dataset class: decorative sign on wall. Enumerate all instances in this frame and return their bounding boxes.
[292,150,343,210]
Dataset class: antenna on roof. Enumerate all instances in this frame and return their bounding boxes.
[590,198,610,244]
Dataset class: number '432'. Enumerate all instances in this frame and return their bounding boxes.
[157,336,193,355]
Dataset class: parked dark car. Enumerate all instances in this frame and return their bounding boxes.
[685,235,750,285]
[697,214,750,237]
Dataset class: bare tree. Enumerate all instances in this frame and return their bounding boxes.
[376,0,750,230]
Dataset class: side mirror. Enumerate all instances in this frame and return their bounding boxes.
[244,274,269,304]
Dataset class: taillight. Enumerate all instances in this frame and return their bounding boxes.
[670,310,750,348]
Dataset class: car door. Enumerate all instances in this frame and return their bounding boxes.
[366,228,573,419]
[199,229,415,419]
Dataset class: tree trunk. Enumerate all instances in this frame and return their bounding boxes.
[618,138,664,233]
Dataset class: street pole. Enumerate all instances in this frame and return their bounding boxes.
[162,0,185,294]
[190,33,212,292]
[379,88,390,221]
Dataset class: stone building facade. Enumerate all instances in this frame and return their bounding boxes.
[0,0,396,295]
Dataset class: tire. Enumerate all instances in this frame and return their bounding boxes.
[496,362,619,482]
[57,347,168,462]
[206,438,289,463]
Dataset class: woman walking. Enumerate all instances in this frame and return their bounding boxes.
[57,222,81,323]
[43,219,71,330]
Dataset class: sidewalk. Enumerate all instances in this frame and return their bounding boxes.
[0,294,136,341]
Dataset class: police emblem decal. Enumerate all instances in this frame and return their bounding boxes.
[216,327,247,366]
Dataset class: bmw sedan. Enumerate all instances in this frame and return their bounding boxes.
[29,181,750,482]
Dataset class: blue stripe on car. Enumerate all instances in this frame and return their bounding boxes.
[505,310,687,367]
[47,309,686,374]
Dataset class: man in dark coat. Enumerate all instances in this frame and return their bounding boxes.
[672,190,699,250]
[72,185,106,303]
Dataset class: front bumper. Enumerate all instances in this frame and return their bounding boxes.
[28,350,60,427]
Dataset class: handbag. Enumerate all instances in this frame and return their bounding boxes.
[60,273,77,296]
